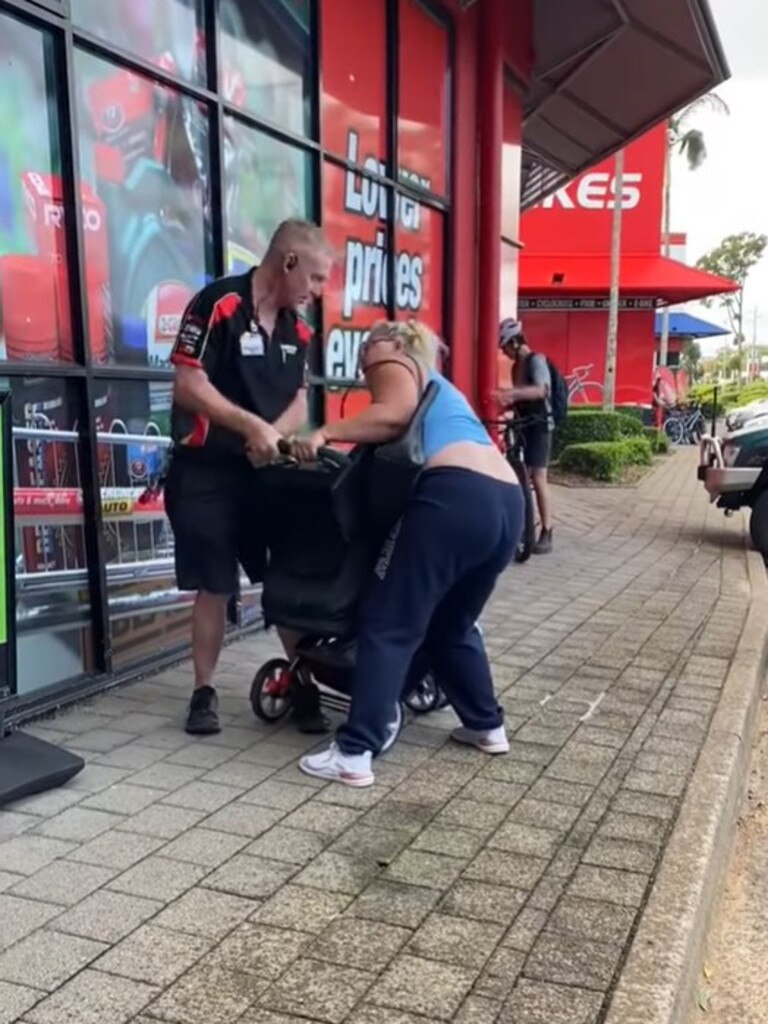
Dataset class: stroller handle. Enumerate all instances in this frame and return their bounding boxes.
[275,438,350,470]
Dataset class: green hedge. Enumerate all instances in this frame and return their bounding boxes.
[553,411,644,458]
[643,426,670,454]
[560,438,653,482]
[569,404,649,422]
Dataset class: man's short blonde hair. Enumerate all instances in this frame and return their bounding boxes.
[266,219,333,260]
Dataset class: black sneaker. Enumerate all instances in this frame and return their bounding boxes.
[533,527,553,555]
[185,686,221,735]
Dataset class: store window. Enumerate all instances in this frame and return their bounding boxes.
[320,161,391,419]
[396,201,444,338]
[7,376,94,693]
[321,0,387,166]
[0,13,75,364]
[398,0,450,198]
[502,79,523,242]
[224,119,314,273]
[218,0,313,137]
[70,0,206,85]
[74,50,213,370]
[94,380,191,671]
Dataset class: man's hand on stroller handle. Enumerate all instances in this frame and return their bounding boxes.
[243,415,283,466]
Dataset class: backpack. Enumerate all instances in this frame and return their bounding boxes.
[526,353,569,428]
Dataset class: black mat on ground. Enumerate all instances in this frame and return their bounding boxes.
[0,731,84,807]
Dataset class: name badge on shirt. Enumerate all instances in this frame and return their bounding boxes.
[239,331,264,357]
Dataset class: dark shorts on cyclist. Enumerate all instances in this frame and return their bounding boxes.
[520,425,552,471]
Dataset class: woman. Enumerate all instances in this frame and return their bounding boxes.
[290,320,523,787]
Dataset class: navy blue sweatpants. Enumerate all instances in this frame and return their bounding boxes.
[337,467,524,756]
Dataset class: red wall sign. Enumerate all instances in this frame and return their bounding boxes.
[522,123,667,256]
[512,124,671,408]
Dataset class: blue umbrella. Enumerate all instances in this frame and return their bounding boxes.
[654,312,729,339]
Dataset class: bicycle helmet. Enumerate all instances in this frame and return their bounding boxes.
[499,317,524,349]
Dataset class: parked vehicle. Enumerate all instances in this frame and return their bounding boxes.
[698,412,768,558]
[725,398,768,433]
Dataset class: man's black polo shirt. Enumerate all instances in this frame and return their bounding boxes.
[170,269,311,459]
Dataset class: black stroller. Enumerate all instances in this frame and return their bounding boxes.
[249,444,446,752]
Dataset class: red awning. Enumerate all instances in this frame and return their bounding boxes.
[519,253,739,305]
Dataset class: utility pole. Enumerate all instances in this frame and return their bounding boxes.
[604,148,624,412]
[752,306,759,380]
[658,128,673,369]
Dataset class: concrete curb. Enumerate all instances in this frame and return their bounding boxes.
[604,534,768,1024]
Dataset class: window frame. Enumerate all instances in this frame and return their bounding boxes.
[0,0,456,718]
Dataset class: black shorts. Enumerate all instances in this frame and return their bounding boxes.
[521,427,552,471]
[164,453,266,596]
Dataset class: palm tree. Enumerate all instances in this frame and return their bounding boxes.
[658,93,729,368]
[670,92,730,169]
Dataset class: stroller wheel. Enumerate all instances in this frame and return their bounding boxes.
[381,701,405,754]
[251,658,293,723]
[405,673,448,714]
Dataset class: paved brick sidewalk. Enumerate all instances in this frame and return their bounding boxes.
[0,450,753,1024]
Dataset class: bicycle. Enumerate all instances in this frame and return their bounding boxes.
[663,403,705,446]
[488,417,538,563]
[565,364,605,406]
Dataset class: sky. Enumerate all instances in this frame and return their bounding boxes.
[670,0,768,355]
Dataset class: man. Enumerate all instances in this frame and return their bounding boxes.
[497,317,554,555]
[166,219,332,734]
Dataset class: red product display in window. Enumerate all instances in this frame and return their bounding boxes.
[4,172,115,572]
[2,171,111,364]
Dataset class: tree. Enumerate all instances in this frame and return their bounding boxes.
[728,349,746,377]
[681,339,702,381]
[669,92,730,169]
[697,232,768,384]
[658,93,729,368]
[700,356,717,381]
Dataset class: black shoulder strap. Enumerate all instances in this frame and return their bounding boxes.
[524,351,535,382]
[339,357,425,417]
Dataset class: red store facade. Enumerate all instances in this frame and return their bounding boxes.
[0,0,728,719]
[516,124,738,407]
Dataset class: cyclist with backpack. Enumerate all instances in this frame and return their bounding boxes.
[497,318,568,555]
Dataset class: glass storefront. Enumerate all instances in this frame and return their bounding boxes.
[0,0,452,715]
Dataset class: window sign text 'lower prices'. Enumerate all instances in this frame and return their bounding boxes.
[325,130,431,381]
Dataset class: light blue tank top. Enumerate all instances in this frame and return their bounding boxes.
[422,370,493,460]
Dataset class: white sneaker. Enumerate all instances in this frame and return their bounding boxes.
[299,743,374,787]
[451,725,509,755]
